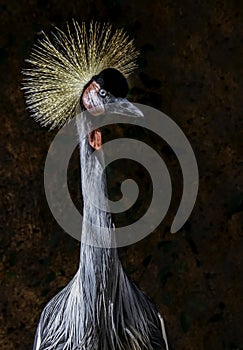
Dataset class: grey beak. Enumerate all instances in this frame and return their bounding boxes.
[104,97,144,118]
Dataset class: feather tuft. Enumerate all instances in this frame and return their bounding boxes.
[22,20,139,129]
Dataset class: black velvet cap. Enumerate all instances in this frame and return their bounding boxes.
[93,68,129,98]
[80,68,129,110]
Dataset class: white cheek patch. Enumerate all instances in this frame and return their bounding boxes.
[83,88,105,116]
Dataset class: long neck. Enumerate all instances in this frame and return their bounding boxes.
[79,135,115,249]
[76,115,121,338]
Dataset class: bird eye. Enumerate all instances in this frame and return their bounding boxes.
[99,89,107,97]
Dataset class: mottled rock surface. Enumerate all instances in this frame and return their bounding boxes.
[0,1,242,349]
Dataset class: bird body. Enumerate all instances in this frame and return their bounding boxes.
[33,127,169,350]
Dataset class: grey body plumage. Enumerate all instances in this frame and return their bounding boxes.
[33,125,168,350]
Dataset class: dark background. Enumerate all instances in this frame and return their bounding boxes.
[0,1,242,349]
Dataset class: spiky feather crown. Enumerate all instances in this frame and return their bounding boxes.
[22,20,139,129]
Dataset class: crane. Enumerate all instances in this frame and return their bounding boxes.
[23,21,169,350]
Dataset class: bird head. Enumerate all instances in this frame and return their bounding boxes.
[81,68,142,150]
